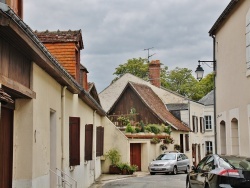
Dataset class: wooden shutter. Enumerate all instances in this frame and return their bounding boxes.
[96,126,104,157]
[185,134,189,151]
[192,116,195,132]
[69,117,80,166]
[85,124,93,160]
[195,117,198,133]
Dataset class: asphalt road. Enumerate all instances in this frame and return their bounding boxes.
[102,173,187,188]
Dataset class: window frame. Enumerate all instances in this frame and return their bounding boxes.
[204,115,212,130]
[205,141,213,155]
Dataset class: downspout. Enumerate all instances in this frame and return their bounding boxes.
[61,86,67,171]
[212,35,217,154]
[92,110,97,179]
[0,84,2,136]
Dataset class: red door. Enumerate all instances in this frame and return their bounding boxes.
[0,107,14,188]
[130,143,141,171]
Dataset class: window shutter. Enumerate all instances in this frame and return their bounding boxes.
[195,117,198,133]
[185,134,189,151]
[85,124,93,161]
[192,116,195,132]
[96,126,104,157]
[69,117,80,166]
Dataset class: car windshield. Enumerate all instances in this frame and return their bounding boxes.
[156,153,176,160]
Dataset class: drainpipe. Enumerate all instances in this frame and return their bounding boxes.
[93,110,97,180]
[0,84,2,134]
[61,86,67,171]
[212,35,217,154]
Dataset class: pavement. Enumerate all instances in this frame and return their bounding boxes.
[89,171,149,188]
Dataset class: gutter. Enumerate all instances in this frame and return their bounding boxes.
[209,0,240,36]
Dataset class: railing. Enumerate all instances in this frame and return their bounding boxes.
[108,113,140,127]
[49,168,77,188]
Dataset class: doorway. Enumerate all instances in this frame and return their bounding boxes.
[130,143,141,171]
[0,106,14,188]
[50,110,57,187]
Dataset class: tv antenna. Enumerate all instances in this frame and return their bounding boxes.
[144,47,156,62]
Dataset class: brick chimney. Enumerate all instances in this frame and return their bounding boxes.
[149,60,161,87]
[35,30,84,84]
[5,0,23,19]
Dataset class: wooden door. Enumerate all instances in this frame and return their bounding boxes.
[0,106,14,188]
[130,143,141,171]
[192,144,197,166]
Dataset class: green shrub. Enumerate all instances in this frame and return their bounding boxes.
[125,123,135,133]
[105,149,121,166]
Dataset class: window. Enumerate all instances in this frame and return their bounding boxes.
[96,126,104,157]
[69,117,80,166]
[205,116,212,130]
[85,124,93,161]
[205,141,213,155]
[185,134,189,151]
[200,117,205,133]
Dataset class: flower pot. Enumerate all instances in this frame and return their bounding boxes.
[109,165,121,174]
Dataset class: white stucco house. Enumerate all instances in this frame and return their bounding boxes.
[209,0,250,157]
[0,1,129,188]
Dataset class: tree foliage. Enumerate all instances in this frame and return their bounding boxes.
[112,57,213,100]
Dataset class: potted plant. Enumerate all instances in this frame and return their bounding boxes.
[150,137,161,144]
[174,144,181,151]
[163,136,174,144]
[160,144,168,150]
[105,149,121,174]
[117,163,138,175]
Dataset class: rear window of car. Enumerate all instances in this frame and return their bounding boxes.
[220,156,247,169]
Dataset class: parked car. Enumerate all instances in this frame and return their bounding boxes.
[186,154,250,188]
[148,152,190,175]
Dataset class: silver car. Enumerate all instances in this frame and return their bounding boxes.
[148,152,190,175]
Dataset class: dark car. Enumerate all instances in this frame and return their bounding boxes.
[148,152,190,175]
[186,154,250,188]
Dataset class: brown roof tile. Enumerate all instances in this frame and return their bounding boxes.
[129,82,190,132]
[34,30,83,49]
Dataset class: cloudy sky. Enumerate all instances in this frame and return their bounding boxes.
[23,0,230,92]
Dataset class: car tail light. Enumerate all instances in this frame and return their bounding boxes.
[219,169,240,177]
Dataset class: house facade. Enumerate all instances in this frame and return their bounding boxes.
[209,0,250,157]
[0,2,128,188]
[99,60,215,167]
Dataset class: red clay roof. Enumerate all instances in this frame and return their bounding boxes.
[34,30,83,49]
[129,82,190,132]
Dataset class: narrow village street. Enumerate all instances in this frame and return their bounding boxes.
[90,172,186,188]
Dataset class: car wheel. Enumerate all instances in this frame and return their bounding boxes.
[172,166,177,175]
[150,172,155,175]
[185,165,190,174]
[186,179,192,188]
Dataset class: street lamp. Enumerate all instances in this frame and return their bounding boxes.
[195,60,217,154]
[195,60,216,80]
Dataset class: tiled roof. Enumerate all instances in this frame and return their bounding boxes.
[99,73,186,112]
[198,90,214,106]
[34,30,83,49]
[129,82,190,132]
[0,88,14,104]
[166,103,188,111]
